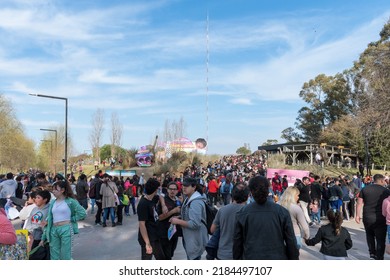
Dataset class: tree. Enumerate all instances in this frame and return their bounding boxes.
[292,19,390,166]
[351,20,390,165]
[261,139,278,146]
[236,146,251,155]
[296,73,352,142]
[89,108,104,163]
[161,117,187,153]
[38,124,72,174]
[110,112,123,158]
[0,94,36,172]
[280,127,302,143]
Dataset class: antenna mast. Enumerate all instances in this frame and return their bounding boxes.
[206,11,209,148]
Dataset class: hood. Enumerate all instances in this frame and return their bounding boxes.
[1,180,17,188]
[187,191,207,204]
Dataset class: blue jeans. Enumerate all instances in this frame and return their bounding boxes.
[295,235,302,249]
[310,212,321,224]
[103,207,115,224]
[89,198,96,213]
[387,225,390,244]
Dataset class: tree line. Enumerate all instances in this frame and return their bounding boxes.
[281,19,390,166]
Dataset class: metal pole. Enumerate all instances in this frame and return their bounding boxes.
[30,94,68,178]
[65,98,68,179]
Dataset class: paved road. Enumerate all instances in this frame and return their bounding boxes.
[71,206,390,260]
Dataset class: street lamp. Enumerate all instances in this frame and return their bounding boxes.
[41,140,53,172]
[30,93,68,178]
[40,128,57,174]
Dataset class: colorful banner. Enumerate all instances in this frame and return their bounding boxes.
[106,170,137,177]
[266,168,310,186]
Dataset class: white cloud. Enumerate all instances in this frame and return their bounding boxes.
[229,98,253,105]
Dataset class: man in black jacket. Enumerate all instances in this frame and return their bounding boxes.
[91,173,103,225]
[233,176,299,260]
[297,177,313,226]
[356,174,390,260]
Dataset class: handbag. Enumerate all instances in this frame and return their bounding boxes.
[0,229,28,260]
[107,184,120,206]
[29,242,50,260]
[120,194,130,206]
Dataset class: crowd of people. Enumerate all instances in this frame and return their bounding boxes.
[1,153,390,260]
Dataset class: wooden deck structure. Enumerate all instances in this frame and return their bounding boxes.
[257,143,359,167]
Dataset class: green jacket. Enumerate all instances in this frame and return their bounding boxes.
[42,197,86,242]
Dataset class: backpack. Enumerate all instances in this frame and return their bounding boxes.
[221,182,231,194]
[188,200,218,235]
[88,182,96,198]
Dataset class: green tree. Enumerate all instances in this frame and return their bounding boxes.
[0,94,36,172]
[236,146,251,155]
[261,139,278,146]
[351,20,390,165]
[296,73,352,142]
[280,127,302,143]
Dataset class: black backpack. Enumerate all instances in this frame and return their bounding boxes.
[188,200,218,235]
[88,181,96,198]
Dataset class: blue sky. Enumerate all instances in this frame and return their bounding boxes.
[2,0,390,155]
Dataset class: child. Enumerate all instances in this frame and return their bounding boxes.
[305,209,352,260]
[24,190,51,251]
[309,199,320,224]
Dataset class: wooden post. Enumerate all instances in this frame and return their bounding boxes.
[310,145,313,165]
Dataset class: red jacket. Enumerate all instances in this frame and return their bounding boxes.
[208,180,219,194]
[272,175,282,193]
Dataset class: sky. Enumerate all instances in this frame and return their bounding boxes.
[1,0,390,156]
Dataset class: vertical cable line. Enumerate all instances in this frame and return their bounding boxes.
[206,11,209,150]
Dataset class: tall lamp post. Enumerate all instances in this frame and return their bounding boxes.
[30,94,68,178]
[41,140,53,172]
[40,128,57,174]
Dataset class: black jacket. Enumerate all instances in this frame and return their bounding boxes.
[233,201,299,260]
[305,224,352,257]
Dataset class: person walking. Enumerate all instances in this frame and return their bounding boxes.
[170,177,208,260]
[382,195,390,255]
[100,174,118,227]
[296,177,313,226]
[137,178,165,260]
[279,186,310,250]
[356,174,390,260]
[305,210,352,260]
[233,176,299,260]
[157,181,182,260]
[76,174,89,210]
[210,187,249,260]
